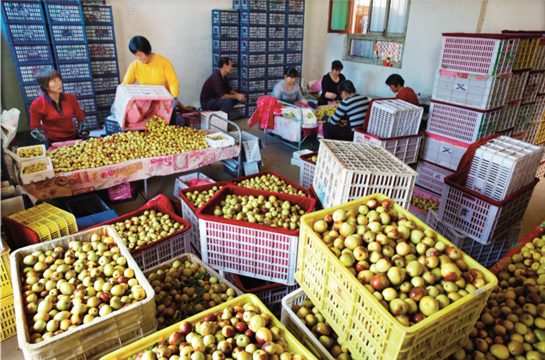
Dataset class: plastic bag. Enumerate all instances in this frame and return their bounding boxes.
[1,108,20,148]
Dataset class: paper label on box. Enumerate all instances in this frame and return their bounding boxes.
[243,161,260,175]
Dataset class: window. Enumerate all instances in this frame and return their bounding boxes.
[328,0,411,67]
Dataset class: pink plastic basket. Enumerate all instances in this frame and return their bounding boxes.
[427,100,503,143]
[353,129,422,164]
[299,152,318,189]
[416,159,455,196]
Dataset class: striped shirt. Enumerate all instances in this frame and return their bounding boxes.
[200,69,232,102]
[329,94,369,131]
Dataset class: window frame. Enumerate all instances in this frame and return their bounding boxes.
[328,0,412,67]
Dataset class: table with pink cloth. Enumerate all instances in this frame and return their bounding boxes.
[22,146,240,200]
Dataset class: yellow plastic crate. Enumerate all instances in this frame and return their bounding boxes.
[535,121,545,144]
[1,248,12,298]
[513,37,541,70]
[99,294,318,360]
[1,295,16,341]
[296,194,497,360]
[34,203,78,234]
[8,213,54,242]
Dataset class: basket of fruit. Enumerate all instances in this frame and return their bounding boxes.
[282,288,351,360]
[179,182,229,256]
[10,225,157,360]
[142,253,244,330]
[409,186,441,223]
[196,184,316,285]
[299,152,318,189]
[99,294,318,360]
[19,158,55,185]
[16,145,45,162]
[96,194,191,271]
[230,170,309,197]
[296,194,497,360]
[205,133,236,148]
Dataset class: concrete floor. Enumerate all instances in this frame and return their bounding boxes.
[2,117,544,358]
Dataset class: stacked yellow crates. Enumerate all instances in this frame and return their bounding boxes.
[1,240,16,341]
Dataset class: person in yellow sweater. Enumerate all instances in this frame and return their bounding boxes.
[122,36,196,123]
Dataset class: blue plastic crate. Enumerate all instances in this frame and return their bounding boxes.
[212,9,239,25]
[213,52,239,67]
[96,91,116,108]
[45,1,83,24]
[65,191,110,219]
[21,83,42,103]
[93,76,119,93]
[287,27,303,39]
[233,0,241,10]
[49,24,87,43]
[53,43,90,63]
[286,40,303,52]
[268,53,284,66]
[241,25,266,40]
[16,64,54,85]
[246,0,267,11]
[267,78,284,92]
[288,0,305,13]
[88,42,117,59]
[268,40,285,53]
[241,66,265,80]
[1,1,46,23]
[285,52,302,65]
[244,91,267,104]
[241,39,266,54]
[90,59,119,77]
[268,13,286,26]
[82,5,113,24]
[214,65,239,79]
[241,79,266,92]
[85,24,115,42]
[97,107,110,123]
[229,105,247,120]
[83,112,100,130]
[5,23,49,44]
[10,44,54,65]
[229,77,240,92]
[77,97,97,115]
[248,103,257,116]
[63,80,95,99]
[267,66,284,79]
[268,26,285,40]
[105,116,124,135]
[287,13,304,26]
[241,11,267,26]
[212,39,239,53]
[212,24,239,40]
[268,0,287,13]
[241,53,266,67]
[57,62,92,81]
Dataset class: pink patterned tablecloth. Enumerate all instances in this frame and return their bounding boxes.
[23,146,240,200]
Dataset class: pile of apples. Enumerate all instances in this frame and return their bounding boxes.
[232,174,307,197]
[19,146,43,158]
[47,116,210,172]
[411,195,439,212]
[311,197,489,327]
[22,162,47,174]
[184,185,224,209]
[19,233,147,344]
[129,303,309,360]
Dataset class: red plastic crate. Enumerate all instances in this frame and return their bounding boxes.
[299,152,318,189]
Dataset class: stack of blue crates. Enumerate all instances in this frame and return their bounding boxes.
[2,0,54,120]
[44,0,100,129]
[82,4,120,128]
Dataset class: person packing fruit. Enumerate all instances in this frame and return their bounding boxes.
[322,80,369,141]
[200,57,247,113]
[318,60,346,106]
[29,68,90,149]
[271,67,312,106]
[122,36,196,124]
[385,74,420,106]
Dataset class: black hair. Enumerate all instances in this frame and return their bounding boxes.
[218,57,232,68]
[285,67,298,78]
[385,74,405,87]
[332,60,343,70]
[128,36,152,55]
[36,68,62,93]
[338,80,356,94]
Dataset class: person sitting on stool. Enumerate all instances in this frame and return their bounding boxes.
[200,57,246,113]
[323,80,369,141]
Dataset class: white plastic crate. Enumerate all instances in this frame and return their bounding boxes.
[440,33,519,75]
[427,207,522,268]
[201,111,229,132]
[531,95,545,123]
[281,288,336,360]
[497,101,520,131]
[173,172,215,200]
[113,85,173,130]
[353,129,422,164]
[506,71,530,102]
[537,161,545,179]
[438,178,537,244]
[312,140,418,210]
[432,69,511,110]
[523,121,541,144]
[427,100,502,143]
[367,99,423,138]
[20,157,55,185]
[420,131,470,171]
[299,152,317,189]
[466,136,543,201]
[416,159,454,195]
[514,102,535,133]
[522,71,544,103]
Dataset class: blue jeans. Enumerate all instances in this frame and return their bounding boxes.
[201,97,233,113]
